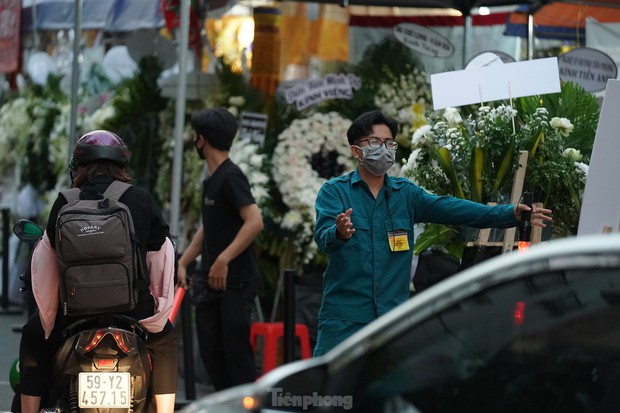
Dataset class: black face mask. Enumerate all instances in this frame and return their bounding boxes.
[194,139,205,160]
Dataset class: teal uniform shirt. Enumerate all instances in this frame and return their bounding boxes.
[314,168,519,325]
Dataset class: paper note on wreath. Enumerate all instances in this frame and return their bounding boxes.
[431,57,561,110]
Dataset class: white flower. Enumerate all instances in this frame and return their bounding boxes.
[374,71,433,144]
[443,107,462,127]
[562,148,583,162]
[550,117,574,137]
[271,111,354,265]
[575,161,589,179]
[227,106,239,117]
[411,125,432,146]
[401,148,422,176]
[282,210,304,230]
[228,96,246,107]
[495,104,517,121]
[229,139,269,207]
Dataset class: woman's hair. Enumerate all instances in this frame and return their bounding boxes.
[72,160,133,188]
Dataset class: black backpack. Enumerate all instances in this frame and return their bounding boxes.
[55,180,148,316]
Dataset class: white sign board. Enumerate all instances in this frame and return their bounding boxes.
[431,57,561,110]
[558,47,617,93]
[466,51,515,68]
[239,111,268,147]
[393,23,454,58]
[284,73,362,111]
[577,79,620,235]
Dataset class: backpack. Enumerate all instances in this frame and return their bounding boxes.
[55,180,148,316]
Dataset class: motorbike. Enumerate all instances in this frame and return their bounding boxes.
[12,219,152,413]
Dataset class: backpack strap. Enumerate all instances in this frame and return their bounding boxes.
[59,188,81,203]
[59,181,131,203]
[102,180,132,202]
[103,181,150,289]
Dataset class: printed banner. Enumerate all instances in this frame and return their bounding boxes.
[284,73,362,111]
[0,0,21,73]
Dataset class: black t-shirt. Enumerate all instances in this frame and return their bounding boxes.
[46,175,170,321]
[201,158,259,285]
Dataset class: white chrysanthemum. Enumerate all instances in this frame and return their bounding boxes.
[271,111,354,264]
[281,209,304,230]
[401,148,422,176]
[575,162,589,179]
[229,139,269,207]
[411,125,432,146]
[374,71,433,143]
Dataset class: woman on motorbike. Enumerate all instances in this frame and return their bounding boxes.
[18,130,177,413]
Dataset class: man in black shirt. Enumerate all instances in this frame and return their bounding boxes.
[177,108,264,391]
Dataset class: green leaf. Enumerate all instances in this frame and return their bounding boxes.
[527,130,544,159]
[413,224,460,255]
[469,145,485,203]
[493,139,515,194]
[437,147,465,199]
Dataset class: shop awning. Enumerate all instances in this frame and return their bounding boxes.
[504,2,620,42]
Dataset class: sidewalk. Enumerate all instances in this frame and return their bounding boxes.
[0,307,26,413]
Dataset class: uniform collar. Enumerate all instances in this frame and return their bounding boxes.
[352,167,400,192]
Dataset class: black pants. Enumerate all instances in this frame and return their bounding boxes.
[195,282,257,391]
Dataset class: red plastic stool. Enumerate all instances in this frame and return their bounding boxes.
[250,322,312,374]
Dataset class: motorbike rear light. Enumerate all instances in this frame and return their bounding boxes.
[80,330,106,352]
[113,331,131,353]
[94,357,117,369]
[76,329,139,355]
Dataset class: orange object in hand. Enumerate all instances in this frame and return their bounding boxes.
[169,287,186,323]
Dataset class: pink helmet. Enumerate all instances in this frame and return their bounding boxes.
[69,130,129,171]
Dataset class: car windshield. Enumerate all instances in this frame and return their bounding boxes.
[352,267,620,412]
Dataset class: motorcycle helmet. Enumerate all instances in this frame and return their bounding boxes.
[69,130,129,173]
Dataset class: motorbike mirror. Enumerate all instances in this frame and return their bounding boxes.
[13,219,44,244]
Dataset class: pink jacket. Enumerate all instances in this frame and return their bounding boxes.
[32,231,176,339]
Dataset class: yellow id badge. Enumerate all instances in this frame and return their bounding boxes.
[388,230,410,252]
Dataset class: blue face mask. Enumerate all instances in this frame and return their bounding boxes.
[359,145,396,176]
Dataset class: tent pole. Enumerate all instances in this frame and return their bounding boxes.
[68,0,82,156]
[527,12,534,60]
[169,0,191,242]
[463,13,471,69]
[31,0,39,49]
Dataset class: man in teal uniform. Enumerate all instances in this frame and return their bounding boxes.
[313,110,552,356]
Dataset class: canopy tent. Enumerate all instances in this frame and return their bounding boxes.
[505,2,620,42]
[349,11,518,73]
[277,0,620,13]
[280,0,530,12]
[21,0,165,32]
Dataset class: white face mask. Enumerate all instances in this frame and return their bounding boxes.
[358,145,396,176]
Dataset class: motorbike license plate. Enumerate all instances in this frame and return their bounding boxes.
[78,372,131,408]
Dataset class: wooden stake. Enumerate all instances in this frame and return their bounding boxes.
[503,150,529,253]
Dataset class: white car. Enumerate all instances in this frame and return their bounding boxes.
[182,234,620,413]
